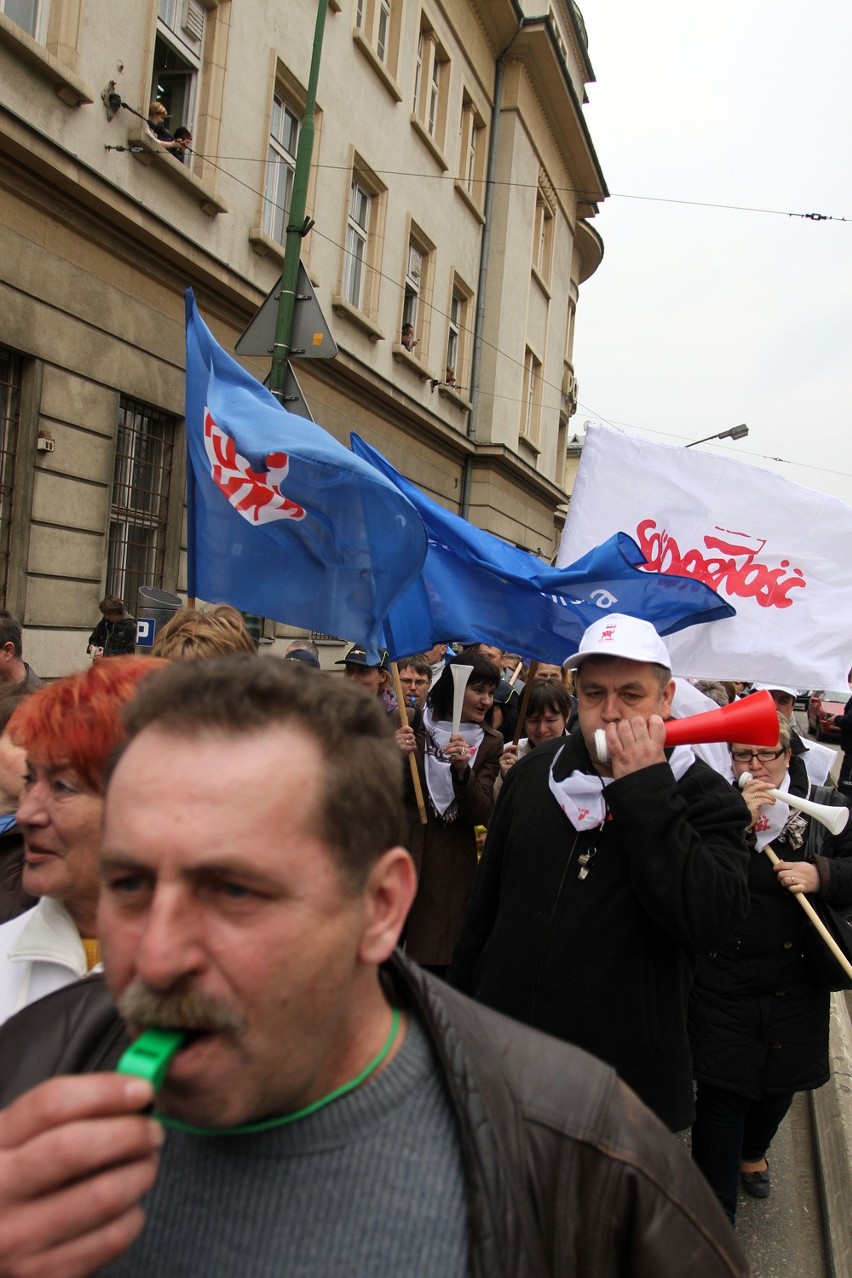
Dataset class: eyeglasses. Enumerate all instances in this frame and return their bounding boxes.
[730,748,786,764]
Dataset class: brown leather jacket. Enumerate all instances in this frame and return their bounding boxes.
[0,953,747,1277]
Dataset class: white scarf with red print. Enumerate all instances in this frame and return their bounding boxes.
[548,744,696,831]
[423,708,485,821]
[751,771,791,851]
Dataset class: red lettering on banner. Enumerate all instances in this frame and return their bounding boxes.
[635,519,807,609]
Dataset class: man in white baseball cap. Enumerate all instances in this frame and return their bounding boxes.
[450,613,750,1133]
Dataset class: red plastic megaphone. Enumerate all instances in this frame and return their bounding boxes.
[594,688,780,763]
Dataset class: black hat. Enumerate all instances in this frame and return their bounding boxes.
[284,648,320,669]
[336,645,389,671]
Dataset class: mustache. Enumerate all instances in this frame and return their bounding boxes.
[117,980,246,1034]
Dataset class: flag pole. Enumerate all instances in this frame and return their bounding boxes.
[390,660,428,825]
[513,661,538,745]
[268,0,329,402]
[763,841,852,983]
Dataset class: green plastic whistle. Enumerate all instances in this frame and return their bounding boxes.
[116,1027,186,1091]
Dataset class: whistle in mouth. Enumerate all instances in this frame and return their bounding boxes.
[117,1027,186,1091]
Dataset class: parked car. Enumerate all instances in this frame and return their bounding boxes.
[794,688,811,710]
[807,690,848,740]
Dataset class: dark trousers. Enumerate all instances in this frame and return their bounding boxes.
[691,1082,794,1224]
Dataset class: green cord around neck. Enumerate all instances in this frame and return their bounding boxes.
[156,1006,401,1137]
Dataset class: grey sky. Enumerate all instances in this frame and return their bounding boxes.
[572,0,852,504]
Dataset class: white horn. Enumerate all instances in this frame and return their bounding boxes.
[739,772,849,836]
[450,664,474,736]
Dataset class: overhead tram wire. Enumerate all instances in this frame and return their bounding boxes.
[131,128,852,226]
[574,410,852,485]
[106,101,851,461]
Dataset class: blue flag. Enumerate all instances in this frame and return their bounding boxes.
[350,434,735,663]
[185,293,427,655]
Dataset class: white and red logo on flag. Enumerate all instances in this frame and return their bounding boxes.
[204,409,306,525]
[557,424,852,687]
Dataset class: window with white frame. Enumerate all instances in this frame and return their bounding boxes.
[107,397,176,608]
[521,348,542,448]
[376,0,391,61]
[402,241,423,332]
[354,0,401,84]
[399,226,434,353]
[412,20,449,151]
[262,92,300,244]
[344,180,371,310]
[150,0,206,165]
[532,186,554,282]
[445,281,471,386]
[1,0,49,40]
[458,93,485,200]
[336,156,386,327]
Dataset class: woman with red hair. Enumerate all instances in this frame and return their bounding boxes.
[0,655,166,1024]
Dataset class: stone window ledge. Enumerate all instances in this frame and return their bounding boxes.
[352,29,403,102]
[437,382,471,411]
[392,342,429,379]
[127,126,227,217]
[0,13,94,106]
[531,264,552,301]
[409,115,448,171]
[453,179,485,224]
[331,294,384,342]
[248,227,285,263]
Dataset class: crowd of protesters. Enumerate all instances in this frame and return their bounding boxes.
[0,601,850,1270]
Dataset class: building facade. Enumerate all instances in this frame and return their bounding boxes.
[0,0,605,675]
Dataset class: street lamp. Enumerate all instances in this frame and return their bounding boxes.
[685,423,749,448]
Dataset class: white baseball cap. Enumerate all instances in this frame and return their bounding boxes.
[750,682,798,698]
[565,613,671,671]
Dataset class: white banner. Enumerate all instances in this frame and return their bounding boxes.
[558,425,852,688]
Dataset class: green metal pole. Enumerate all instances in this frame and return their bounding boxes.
[268,0,329,402]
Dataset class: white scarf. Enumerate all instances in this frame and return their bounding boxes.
[423,708,485,821]
[548,744,696,831]
[752,771,791,851]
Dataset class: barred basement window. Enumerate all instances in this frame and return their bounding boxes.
[106,397,175,609]
[0,348,20,607]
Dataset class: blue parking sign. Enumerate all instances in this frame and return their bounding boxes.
[136,618,156,647]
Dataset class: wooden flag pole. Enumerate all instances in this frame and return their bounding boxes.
[390,660,428,826]
[513,661,538,745]
[764,842,852,983]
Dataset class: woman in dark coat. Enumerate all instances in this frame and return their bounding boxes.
[395,652,502,974]
[689,713,852,1224]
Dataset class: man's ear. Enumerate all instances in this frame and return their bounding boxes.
[358,847,417,965]
[661,678,676,719]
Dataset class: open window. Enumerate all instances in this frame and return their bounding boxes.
[149,0,207,169]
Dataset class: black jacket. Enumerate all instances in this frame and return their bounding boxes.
[0,824,35,924]
[0,954,746,1277]
[88,615,137,656]
[449,730,751,1131]
[689,773,852,1098]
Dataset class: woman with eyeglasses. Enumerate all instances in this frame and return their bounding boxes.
[688,712,852,1226]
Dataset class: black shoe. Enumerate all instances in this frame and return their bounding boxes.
[740,1165,770,1198]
